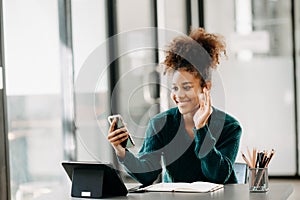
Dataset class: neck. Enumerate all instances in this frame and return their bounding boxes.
[183,113,195,127]
[183,113,195,139]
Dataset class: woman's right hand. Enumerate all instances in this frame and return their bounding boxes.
[107,118,129,159]
[193,87,212,129]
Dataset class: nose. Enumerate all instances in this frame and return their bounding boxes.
[174,88,185,98]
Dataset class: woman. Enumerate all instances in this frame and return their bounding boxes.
[107,28,242,185]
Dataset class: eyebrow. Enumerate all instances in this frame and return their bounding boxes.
[172,82,193,85]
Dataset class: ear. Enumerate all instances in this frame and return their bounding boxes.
[205,81,212,90]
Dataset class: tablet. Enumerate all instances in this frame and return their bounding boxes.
[62,161,128,198]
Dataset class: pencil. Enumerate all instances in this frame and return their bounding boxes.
[255,149,275,187]
[242,153,252,168]
[265,150,275,167]
[252,148,257,169]
[247,147,253,167]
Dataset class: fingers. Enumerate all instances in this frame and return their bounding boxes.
[200,98,205,108]
[107,128,129,146]
[108,118,117,133]
[107,127,127,140]
[203,88,211,107]
[198,87,211,107]
[194,88,212,129]
[111,135,128,147]
[198,92,205,108]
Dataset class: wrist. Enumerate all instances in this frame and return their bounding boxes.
[116,147,126,159]
[195,120,208,129]
[195,124,205,129]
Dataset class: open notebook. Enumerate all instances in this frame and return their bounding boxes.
[138,182,223,193]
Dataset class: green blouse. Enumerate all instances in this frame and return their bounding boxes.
[119,107,242,186]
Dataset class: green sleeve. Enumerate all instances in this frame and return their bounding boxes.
[118,119,163,186]
[194,122,242,183]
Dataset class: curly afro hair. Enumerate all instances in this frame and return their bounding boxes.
[164,28,226,87]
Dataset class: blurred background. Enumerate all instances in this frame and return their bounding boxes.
[0,0,300,199]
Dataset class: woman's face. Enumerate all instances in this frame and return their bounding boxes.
[171,70,202,116]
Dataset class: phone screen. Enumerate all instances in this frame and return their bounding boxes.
[114,117,125,130]
[108,115,135,148]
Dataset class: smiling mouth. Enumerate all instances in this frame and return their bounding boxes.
[177,100,191,105]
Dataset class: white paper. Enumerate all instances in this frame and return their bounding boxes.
[141,182,224,193]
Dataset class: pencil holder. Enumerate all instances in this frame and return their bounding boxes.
[248,168,269,192]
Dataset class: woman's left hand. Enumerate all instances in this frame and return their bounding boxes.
[193,88,212,129]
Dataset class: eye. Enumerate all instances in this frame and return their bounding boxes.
[171,86,178,92]
[183,85,192,91]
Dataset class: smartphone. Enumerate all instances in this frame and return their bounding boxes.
[108,114,135,148]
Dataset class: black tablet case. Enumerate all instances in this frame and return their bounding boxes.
[62,161,128,198]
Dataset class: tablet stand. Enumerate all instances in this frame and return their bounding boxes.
[62,161,128,198]
[71,168,104,198]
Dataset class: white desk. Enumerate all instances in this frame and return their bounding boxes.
[35,183,293,200]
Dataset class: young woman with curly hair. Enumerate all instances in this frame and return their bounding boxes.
[107,28,242,185]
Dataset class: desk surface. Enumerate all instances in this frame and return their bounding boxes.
[37,183,293,200]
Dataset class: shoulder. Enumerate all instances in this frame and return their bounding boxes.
[213,107,240,125]
[212,107,242,137]
[225,112,241,128]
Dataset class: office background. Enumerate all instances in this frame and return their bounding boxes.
[0,0,300,200]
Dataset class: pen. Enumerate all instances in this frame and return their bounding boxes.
[255,153,260,168]
[161,152,166,183]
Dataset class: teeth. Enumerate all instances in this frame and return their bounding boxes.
[178,101,189,104]
[179,101,189,103]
